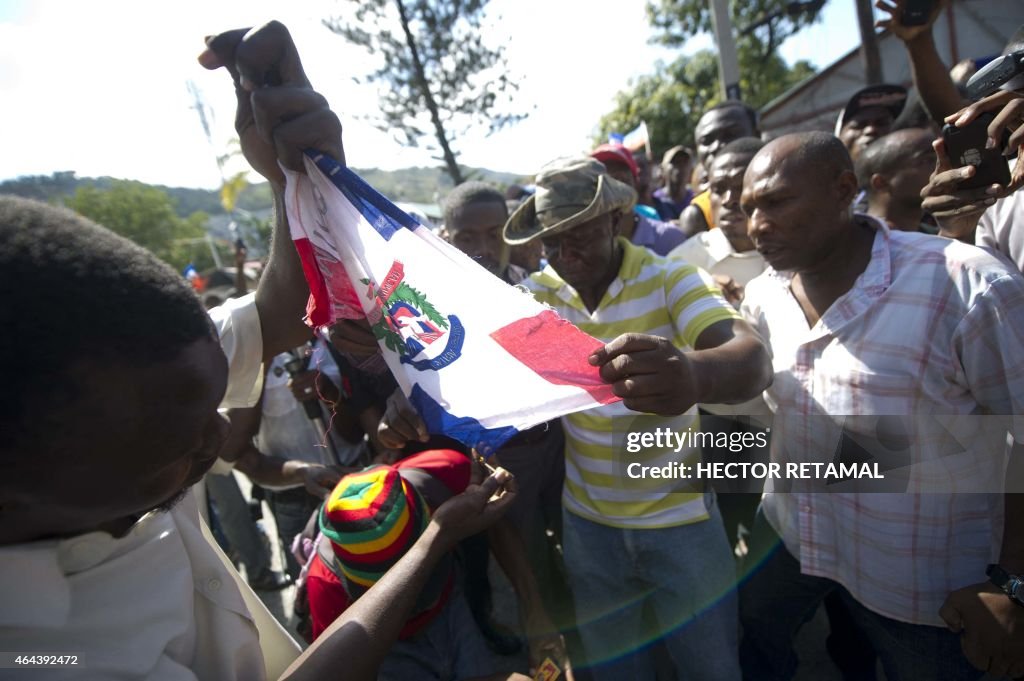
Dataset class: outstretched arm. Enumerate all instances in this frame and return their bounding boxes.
[201,22,345,361]
[875,0,964,125]
[590,318,772,416]
[279,470,518,681]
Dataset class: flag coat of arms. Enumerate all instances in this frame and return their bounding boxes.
[284,152,619,455]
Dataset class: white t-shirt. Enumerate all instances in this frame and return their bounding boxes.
[259,340,363,468]
[668,228,766,288]
[976,190,1024,275]
[0,294,301,680]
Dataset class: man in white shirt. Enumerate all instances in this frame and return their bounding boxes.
[669,137,767,307]
[0,22,518,681]
[738,131,1024,680]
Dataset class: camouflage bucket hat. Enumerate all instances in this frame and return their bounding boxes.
[503,156,637,245]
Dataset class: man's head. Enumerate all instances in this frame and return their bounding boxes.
[443,182,509,275]
[742,132,859,272]
[708,137,765,253]
[318,453,459,606]
[661,145,694,194]
[835,84,908,161]
[504,156,635,292]
[694,101,760,169]
[320,464,431,596]
[632,150,653,198]
[0,197,227,544]
[591,143,639,189]
[855,128,935,230]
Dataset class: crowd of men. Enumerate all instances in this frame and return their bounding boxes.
[2,4,1024,681]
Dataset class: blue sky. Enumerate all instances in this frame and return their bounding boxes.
[0,0,864,188]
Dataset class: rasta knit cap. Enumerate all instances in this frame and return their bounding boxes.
[318,464,431,597]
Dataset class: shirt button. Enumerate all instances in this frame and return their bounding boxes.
[208,578,222,592]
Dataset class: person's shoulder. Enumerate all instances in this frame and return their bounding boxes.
[979,188,1024,231]
[523,268,555,291]
[667,232,712,266]
[888,229,1024,309]
[891,228,1015,280]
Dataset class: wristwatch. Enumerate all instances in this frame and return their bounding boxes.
[986,564,1024,607]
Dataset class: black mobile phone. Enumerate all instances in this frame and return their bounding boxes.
[941,112,1011,190]
[901,0,933,26]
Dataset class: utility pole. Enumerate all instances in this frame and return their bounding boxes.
[710,0,743,100]
[854,0,883,84]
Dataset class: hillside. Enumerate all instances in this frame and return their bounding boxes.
[0,166,531,219]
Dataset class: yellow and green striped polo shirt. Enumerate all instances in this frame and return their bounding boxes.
[521,238,739,529]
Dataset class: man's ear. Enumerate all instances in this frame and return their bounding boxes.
[869,172,889,193]
[836,169,860,206]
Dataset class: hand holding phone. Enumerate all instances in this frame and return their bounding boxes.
[920,137,1001,241]
[941,112,1011,190]
[900,0,933,27]
[875,0,944,40]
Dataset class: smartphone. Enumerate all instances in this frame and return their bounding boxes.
[942,112,1011,190]
[901,0,933,26]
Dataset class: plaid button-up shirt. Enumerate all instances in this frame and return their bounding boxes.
[741,218,1024,626]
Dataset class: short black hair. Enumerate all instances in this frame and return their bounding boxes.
[702,100,760,133]
[442,182,507,230]
[854,129,933,191]
[0,196,214,451]
[855,135,905,189]
[717,137,766,159]
[780,131,855,180]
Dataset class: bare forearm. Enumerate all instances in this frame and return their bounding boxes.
[279,523,449,681]
[256,191,312,361]
[691,333,772,405]
[906,33,964,124]
[220,406,262,462]
[234,447,310,489]
[488,521,544,618]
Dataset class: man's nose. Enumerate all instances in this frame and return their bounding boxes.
[747,210,771,237]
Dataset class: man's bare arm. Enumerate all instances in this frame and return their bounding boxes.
[590,319,772,416]
[278,471,517,681]
[201,22,342,362]
[876,0,964,125]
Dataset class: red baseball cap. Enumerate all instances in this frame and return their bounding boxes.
[591,143,639,183]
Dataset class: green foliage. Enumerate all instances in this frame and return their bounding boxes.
[63,181,210,271]
[0,166,522,216]
[611,0,824,154]
[393,281,448,329]
[647,0,826,60]
[595,50,816,153]
[324,0,526,184]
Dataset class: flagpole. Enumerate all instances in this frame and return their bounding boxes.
[709,0,742,100]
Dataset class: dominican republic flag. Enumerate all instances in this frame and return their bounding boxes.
[283,151,619,455]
